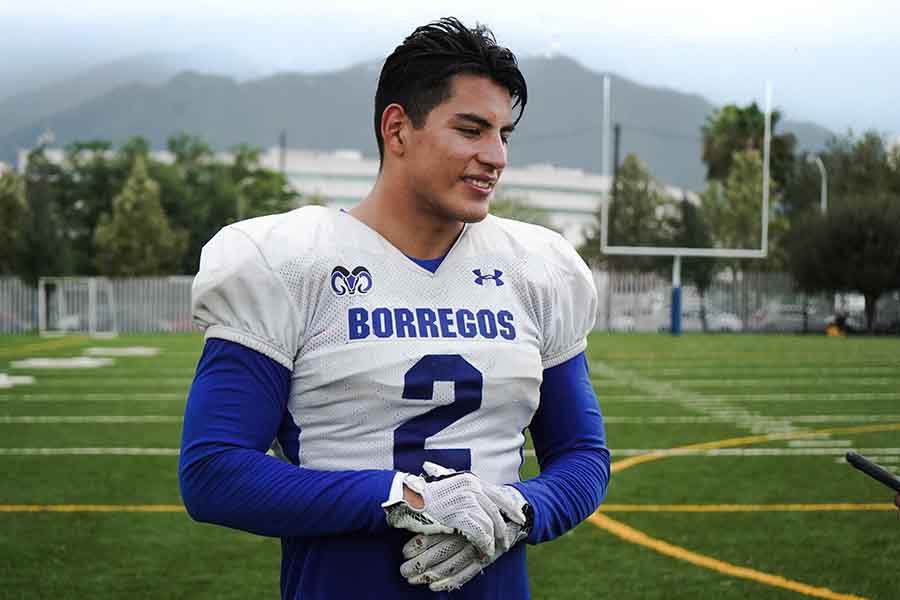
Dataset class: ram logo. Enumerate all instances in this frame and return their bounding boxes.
[331,266,373,296]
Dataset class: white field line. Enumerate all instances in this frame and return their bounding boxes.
[10,357,114,369]
[598,392,900,403]
[3,378,191,385]
[0,374,35,388]
[1,393,185,402]
[0,448,179,456]
[603,415,900,424]
[0,416,182,424]
[22,369,196,377]
[671,378,900,388]
[528,448,900,458]
[787,440,853,448]
[589,361,859,444]
[5,447,900,458]
[84,347,160,357]
[642,366,900,377]
[2,415,895,426]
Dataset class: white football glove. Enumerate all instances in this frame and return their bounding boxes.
[399,483,531,592]
[382,462,507,557]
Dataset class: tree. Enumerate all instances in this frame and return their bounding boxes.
[17,148,73,286]
[787,193,900,331]
[0,170,27,274]
[672,198,718,331]
[229,144,301,220]
[701,103,796,190]
[56,140,126,274]
[701,149,787,270]
[158,136,300,274]
[580,154,672,271]
[93,156,187,276]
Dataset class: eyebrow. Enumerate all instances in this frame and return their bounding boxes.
[454,112,516,134]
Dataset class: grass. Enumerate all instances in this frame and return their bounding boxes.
[1,332,899,599]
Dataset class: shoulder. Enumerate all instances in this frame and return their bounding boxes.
[470,214,590,280]
[206,205,337,270]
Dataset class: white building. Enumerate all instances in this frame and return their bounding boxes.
[253,148,615,245]
[18,146,693,246]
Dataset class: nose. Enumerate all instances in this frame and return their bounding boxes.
[477,133,507,171]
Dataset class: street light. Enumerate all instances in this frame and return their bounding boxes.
[807,154,828,214]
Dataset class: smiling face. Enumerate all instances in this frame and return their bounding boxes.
[401,74,515,225]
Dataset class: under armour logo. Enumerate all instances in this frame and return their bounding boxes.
[473,269,504,287]
[331,266,373,296]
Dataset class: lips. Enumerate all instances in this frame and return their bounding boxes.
[462,175,496,192]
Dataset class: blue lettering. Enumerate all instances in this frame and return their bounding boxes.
[348,308,370,340]
[348,307,515,342]
[372,307,394,338]
[416,308,439,338]
[394,308,416,338]
[476,309,497,339]
[456,309,477,338]
[497,310,516,340]
[437,308,457,338]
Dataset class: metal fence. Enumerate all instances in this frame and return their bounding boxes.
[0,276,194,335]
[2,274,898,335]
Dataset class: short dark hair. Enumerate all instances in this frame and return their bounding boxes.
[374,17,528,163]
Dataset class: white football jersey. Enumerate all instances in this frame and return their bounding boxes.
[192,206,597,485]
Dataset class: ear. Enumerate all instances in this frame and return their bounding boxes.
[381,103,409,158]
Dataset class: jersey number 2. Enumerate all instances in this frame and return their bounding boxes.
[393,354,482,474]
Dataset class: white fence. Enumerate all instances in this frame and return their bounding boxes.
[1,276,194,335]
[2,274,898,335]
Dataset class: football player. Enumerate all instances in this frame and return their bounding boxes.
[179,17,610,599]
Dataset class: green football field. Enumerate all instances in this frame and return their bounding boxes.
[1,333,898,599]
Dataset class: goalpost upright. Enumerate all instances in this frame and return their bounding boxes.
[599,76,772,334]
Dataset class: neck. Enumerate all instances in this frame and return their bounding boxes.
[350,174,464,260]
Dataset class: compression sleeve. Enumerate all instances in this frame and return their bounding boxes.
[511,352,610,544]
[178,338,396,538]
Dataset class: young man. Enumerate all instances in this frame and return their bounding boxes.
[179,17,609,599]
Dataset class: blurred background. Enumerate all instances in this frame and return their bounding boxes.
[2,0,899,334]
[2,4,900,599]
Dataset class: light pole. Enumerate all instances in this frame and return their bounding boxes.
[807,154,828,214]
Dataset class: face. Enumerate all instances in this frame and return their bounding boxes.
[402,74,514,224]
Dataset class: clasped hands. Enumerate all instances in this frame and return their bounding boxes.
[382,462,531,592]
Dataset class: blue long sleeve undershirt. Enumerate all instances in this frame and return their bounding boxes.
[178,339,609,543]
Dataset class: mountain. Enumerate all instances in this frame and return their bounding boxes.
[0,49,263,140]
[0,55,831,190]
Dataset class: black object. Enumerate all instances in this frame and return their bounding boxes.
[846,451,900,492]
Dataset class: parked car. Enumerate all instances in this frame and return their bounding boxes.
[751,301,830,332]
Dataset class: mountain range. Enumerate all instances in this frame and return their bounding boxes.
[0,54,832,191]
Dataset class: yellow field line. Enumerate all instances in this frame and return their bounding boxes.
[612,422,900,474]
[600,503,895,513]
[0,504,185,513]
[588,512,868,600]
[589,422,900,599]
[0,336,89,359]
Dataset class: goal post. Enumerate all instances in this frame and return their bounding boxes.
[599,77,772,334]
[38,277,118,337]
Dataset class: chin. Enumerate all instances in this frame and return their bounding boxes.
[456,196,493,223]
[461,205,491,223]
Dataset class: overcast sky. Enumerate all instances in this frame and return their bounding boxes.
[5,0,899,137]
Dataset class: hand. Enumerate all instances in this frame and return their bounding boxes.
[399,481,531,592]
[400,511,528,592]
[382,462,507,557]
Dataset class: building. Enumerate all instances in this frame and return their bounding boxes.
[253,148,616,245]
[18,146,693,246]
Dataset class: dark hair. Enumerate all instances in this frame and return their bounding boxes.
[374,17,528,163]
